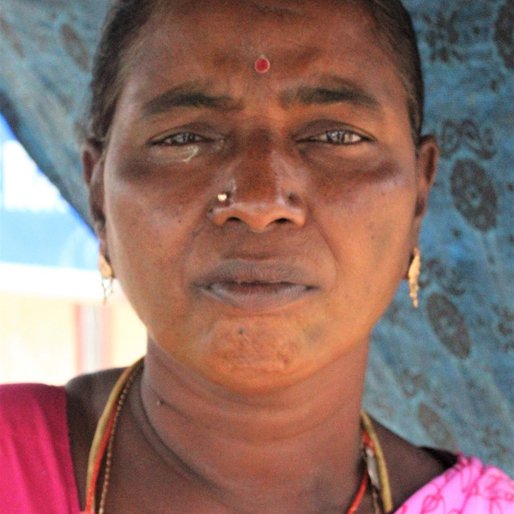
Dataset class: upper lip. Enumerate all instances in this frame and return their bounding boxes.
[193,260,317,289]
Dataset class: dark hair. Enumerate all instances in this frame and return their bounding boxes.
[362,0,424,146]
[85,0,159,148]
[85,0,424,148]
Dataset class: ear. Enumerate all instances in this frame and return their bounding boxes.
[82,141,107,254]
[413,135,439,228]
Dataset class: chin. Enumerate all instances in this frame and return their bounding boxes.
[198,322,304,392]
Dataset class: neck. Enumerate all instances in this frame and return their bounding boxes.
[138,339,370,512]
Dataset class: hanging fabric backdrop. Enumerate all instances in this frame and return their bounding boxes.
[0,0,512,472]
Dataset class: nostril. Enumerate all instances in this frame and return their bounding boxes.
[209,189,307,230]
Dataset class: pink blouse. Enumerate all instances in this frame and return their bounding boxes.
[1,383,512,513]
[395,454,514,513]
[0,383,80,513]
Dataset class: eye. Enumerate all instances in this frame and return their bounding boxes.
[152,132,209,146]
[307,129,367,145]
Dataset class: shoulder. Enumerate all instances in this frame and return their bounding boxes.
[372,419,514,513]
[0,381,65,401]
[371,419,453,509]
[65,367,125,422]
[0,383,81,512]
[65,366,126,449]
[395,454,514,513]
[0,370,124,428]
[64,367,125,504]
[0,382,66,428]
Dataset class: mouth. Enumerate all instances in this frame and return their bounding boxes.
[194,261,317,312]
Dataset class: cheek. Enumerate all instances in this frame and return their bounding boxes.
[315,147,417,224]
[311,148,415,202]
[104,151,209,246]
[313,154,417,287]
[102,153,209,312]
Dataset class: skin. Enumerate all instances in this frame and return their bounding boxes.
[69,1,442,512]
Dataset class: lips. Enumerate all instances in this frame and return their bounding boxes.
[194,260,317,312]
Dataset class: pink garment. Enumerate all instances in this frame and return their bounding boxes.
[0,383,513,513]
[394,454,514,513]
[0,384,80,513]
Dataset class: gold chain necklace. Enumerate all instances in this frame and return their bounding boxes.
[82,358,143,514]
[82,359,392,514]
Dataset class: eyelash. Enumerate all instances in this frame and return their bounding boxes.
[302,129,367,145]
[152,128,368,148]
[153,132,208,146]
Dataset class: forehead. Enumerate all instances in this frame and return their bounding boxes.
[139,0,381,63]
[116,0,407,119]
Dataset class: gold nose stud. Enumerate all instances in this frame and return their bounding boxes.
[217,193,228,202]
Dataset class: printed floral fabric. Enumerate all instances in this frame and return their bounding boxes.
[395,455,514,513]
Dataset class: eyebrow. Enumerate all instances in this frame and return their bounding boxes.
[280,77,381,111]
[140,76,382,118]
[141,83,240,117]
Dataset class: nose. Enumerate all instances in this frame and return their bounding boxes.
[209,130,307,232]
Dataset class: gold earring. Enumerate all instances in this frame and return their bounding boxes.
[408,247,421,308]
[98,253,114,304]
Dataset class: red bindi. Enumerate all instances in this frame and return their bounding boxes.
[254,56,271,74]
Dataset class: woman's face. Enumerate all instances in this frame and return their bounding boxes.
[87,0,437,392]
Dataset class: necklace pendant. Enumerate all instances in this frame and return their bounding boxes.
[364,444,381,492]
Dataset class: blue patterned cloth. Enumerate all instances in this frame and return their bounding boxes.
[0,0,512,473]
[366,0,514,472]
